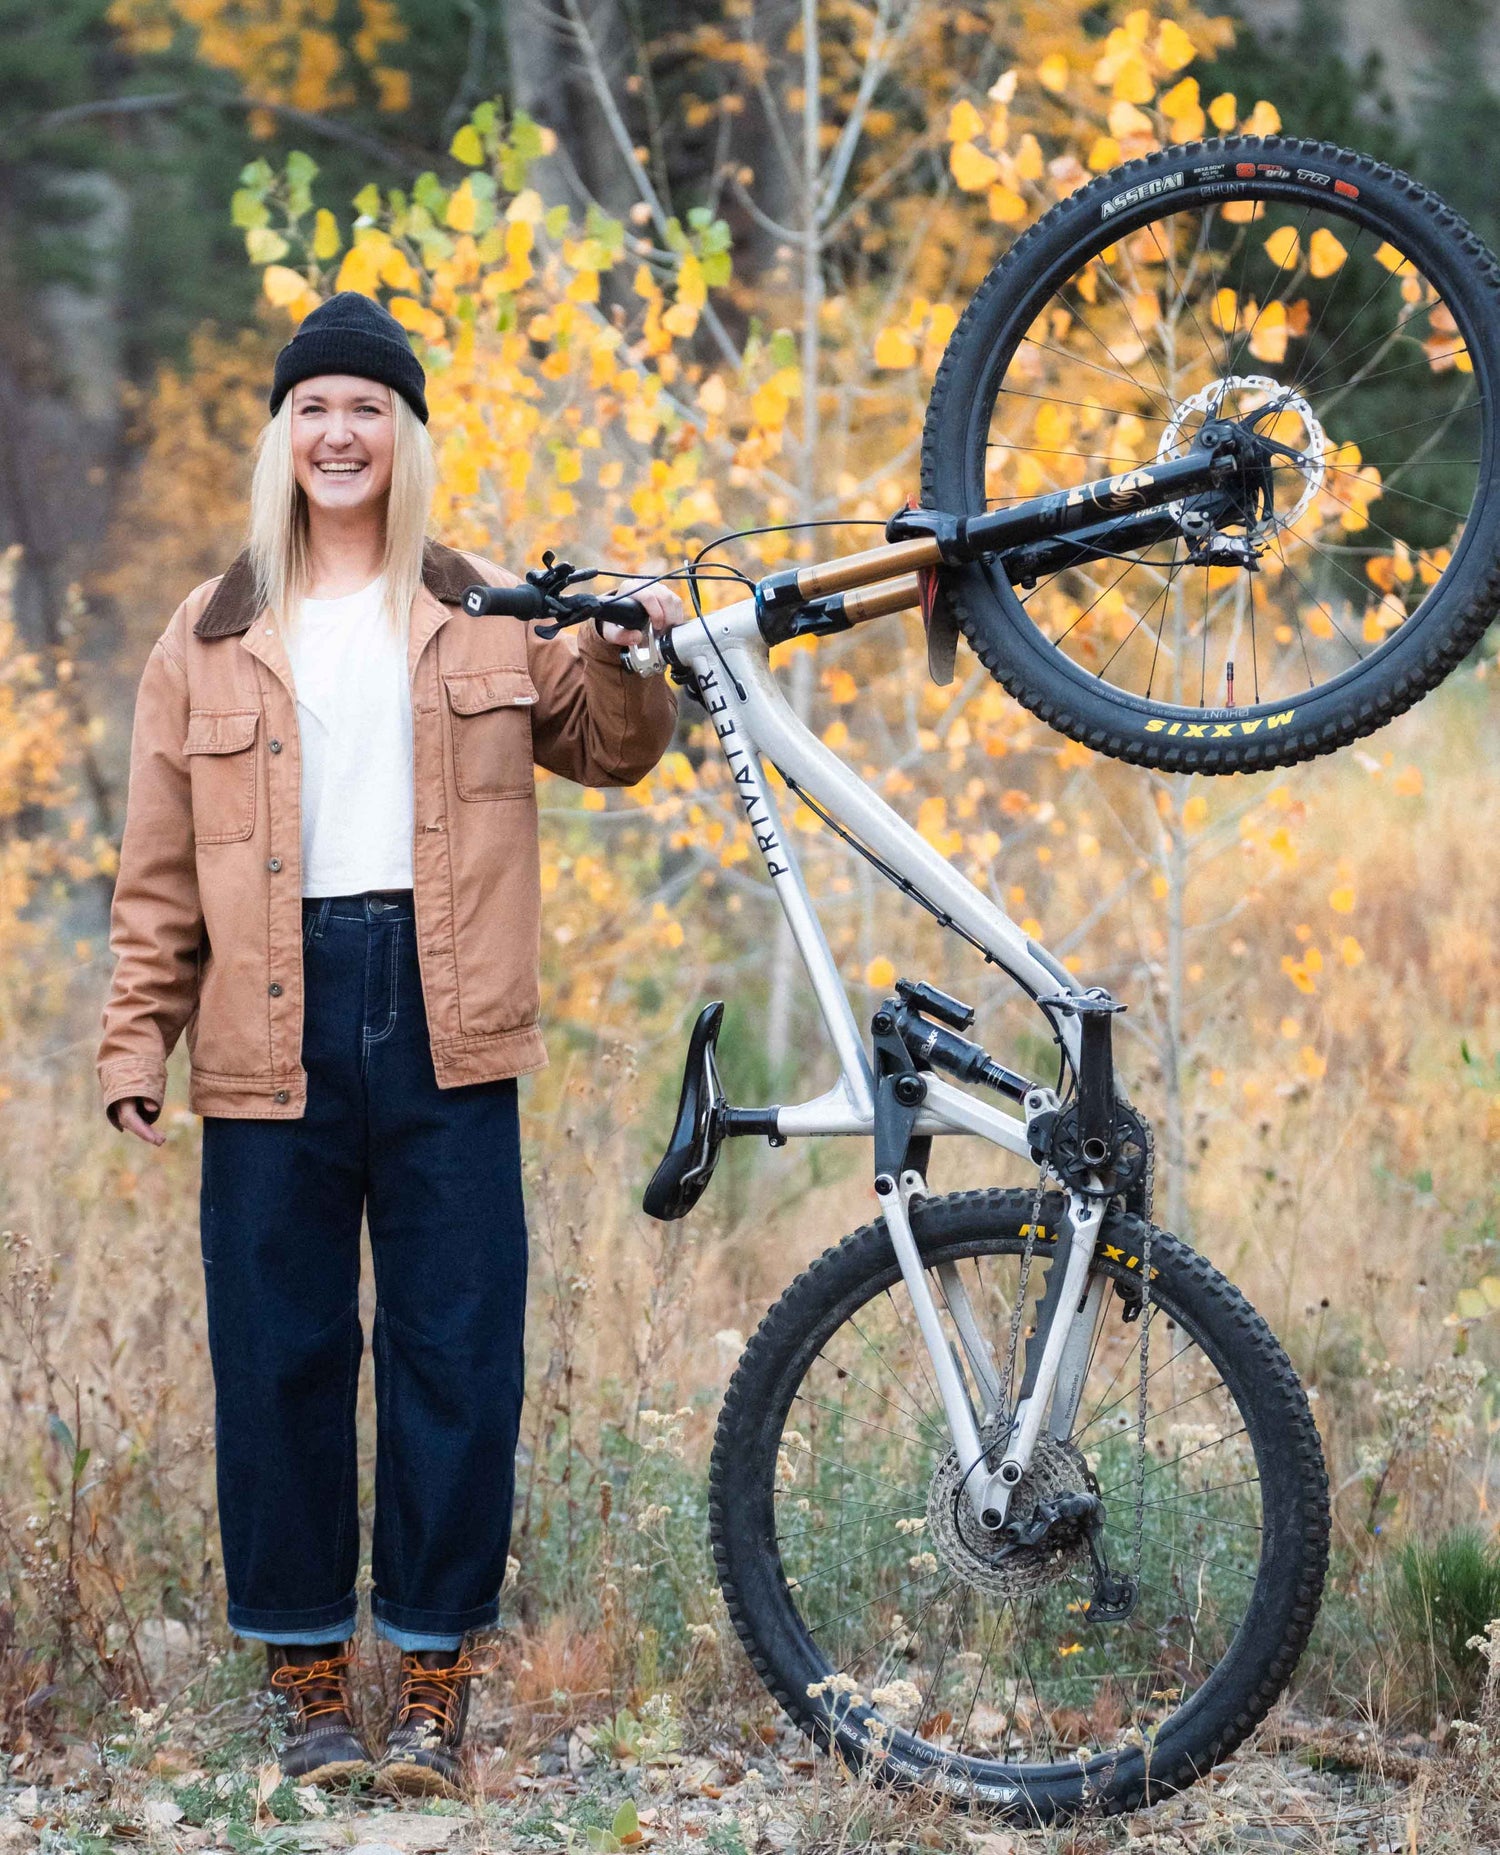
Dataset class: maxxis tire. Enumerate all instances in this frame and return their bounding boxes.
[709,1188,1329,1823]
[921,136,1500,773]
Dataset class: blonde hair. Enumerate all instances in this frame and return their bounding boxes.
[245,378,438,642]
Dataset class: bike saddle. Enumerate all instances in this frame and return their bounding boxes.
[642,1001,727,1221]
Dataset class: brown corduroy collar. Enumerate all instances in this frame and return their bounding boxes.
[192,538,480,640]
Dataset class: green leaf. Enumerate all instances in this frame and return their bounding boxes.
[687,205,711,230]
[472,101,497,137]
[662,215,687,253]
[701,250,731,287]
[49,1413,75,1458]
[413,172,449,217]
[285,151,319,187]
[231,190,270,230]
[611,1800,640,1840]
[769,328,797,367]
[583,1831,621,1853]
[73,1447,91,1482]
[509,110,544,163]
[1456,1287,1489,1320]
[247,227,291,265]
[238,159,274,188]
[352,183,382,219]
[544,202,571,240]
[450,124,484,167]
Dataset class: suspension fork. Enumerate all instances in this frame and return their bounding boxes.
[876,1169,1105,1528]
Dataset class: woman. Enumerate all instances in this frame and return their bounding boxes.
[96,292,682,1794]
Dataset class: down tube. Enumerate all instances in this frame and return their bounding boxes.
[714,635,1087,1073]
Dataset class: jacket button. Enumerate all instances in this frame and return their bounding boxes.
[267,857,282,872]
[269,739,283,753]
[268,981,283,996]
[274,1089,289,1103]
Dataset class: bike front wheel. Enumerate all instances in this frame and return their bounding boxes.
[922,136,1500,771]
[710,1189,1328,1822]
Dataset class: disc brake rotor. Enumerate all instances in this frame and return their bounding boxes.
[1157,373,1327,535]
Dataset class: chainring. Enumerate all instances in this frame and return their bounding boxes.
[926,1427,1096,1600]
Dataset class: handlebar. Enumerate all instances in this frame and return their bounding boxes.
[462,582,652,632]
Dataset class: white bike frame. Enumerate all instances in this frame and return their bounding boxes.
[626,596,1119,1530]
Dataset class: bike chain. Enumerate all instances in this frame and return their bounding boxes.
[1131,1219,1155,1593]
[998,1165,1049,1437]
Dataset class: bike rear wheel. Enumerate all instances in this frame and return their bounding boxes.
[710,1189,1328,1822]
[922,136,1500,771]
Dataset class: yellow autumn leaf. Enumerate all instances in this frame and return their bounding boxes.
[1156,18,1195,69]
[1296,1045,1327,1082]
[1248,300,1288,364]
[1088,136,1123,172]
[450,123,483,166]
[1339,936,1364,967]
[950,141,1001,191]
[826,668,858,704]
[948,98,985,142]
[1038,53,1069,94]
[874,326,918,368]
[312,209,342,261]
[866,957,896,988]
[1375,241,1413,275]
[1393,764,1424,796]
[987,185,1028,225]
[1159,77,1197,117]
[1208,91,1237,131]
[1263,225,1300,270]
[1308,228,1347,278]
[1244,100,1281,135]
[262,264,307,307]
[1016,133,1044,181]
[446,182,477,233]
[1111,54,1154,104]
[1182,794,1208,830]
[1327,884,1355,915]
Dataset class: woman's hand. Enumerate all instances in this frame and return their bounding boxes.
[115,1097,166,1147]
[599,577,688,646]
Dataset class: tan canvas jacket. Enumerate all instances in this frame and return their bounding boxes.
[97,539,678,1127]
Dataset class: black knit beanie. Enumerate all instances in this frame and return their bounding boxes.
[268,291,429,424]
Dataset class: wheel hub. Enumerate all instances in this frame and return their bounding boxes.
[1157,374,1327,538]
[926,1429,1096,1600]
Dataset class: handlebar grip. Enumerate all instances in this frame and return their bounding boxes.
[462,582,545,619]
[596,595,650,631]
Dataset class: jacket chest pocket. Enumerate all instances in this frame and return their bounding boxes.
[443,666,537,800]
[183,708,259,843]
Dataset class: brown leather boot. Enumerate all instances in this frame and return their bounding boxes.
[265,1643,374,1786]
[375,1646,493,1798]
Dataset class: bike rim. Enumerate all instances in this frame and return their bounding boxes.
[772,1232,1268,1786]
[965,172,1492,718]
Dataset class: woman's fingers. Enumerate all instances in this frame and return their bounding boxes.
[117,1097,167,1146]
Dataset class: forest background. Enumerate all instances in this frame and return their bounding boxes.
[5,0,1500,1842]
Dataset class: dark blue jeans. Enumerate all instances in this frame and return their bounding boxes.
[199,890,528,1651]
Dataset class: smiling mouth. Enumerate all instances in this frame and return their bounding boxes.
[315,461,367,477]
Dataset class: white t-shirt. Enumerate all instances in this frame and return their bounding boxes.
[285,573,414,896]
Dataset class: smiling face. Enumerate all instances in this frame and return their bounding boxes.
[290,374,396,517]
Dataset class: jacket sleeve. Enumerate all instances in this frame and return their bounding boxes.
[96,623,204,1128]
[526,620,679,787]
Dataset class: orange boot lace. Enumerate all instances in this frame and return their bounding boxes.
[393,1647,499,1742]
[270,1648,357,1724]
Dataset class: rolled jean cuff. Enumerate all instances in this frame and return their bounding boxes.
[228,1593,358,1643]
[371,1594,498,1644]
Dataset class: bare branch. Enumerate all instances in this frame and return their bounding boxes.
[36,90,422,173]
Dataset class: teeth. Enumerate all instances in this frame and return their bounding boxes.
[318,463,364,473]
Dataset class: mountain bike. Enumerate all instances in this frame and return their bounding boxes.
[460,136,1500,1821]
